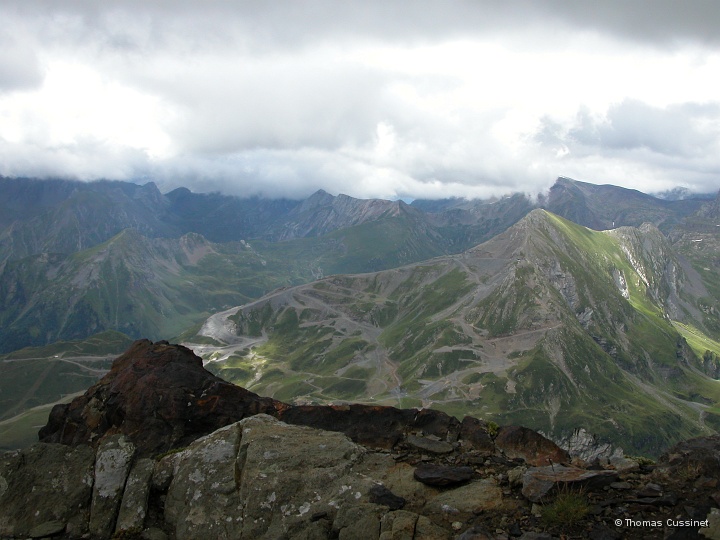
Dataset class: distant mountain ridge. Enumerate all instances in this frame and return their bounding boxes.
[2,175,719,453]
[1,175,710,265]
[0,175,715,351]
[185,209,720,454]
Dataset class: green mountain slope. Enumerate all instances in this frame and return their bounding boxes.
[0,209,479,353]
[186,210,720,455]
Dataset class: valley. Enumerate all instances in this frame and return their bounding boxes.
[180,209,720,455]
[1,175,719,457]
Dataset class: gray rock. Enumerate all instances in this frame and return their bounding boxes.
[406,434,453,454]
[89,434,136,539]
[413,464,473,487]
[424,479,508,515]
[116,458,154,533]
[379,511,450,540]
[165,414,376,540]
[28,520,65,538]
[455,525,497,539]
[521,464,618,502]
[380,510,417,539]
[237,415,369,539]
[701,507,720,540]
[369,484,406,510]
[164,423,243,540]
[334,503,383,540]
[0,443,95,538]
[414,515,450,540]
[507,466,527,487]
[636,482,662,497]
[141,527,169,540]
[152,448,187,492]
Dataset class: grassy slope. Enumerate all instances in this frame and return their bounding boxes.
[200,210,720,455]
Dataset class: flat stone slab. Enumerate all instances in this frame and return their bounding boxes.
[407,434,453,454]
[413,464,474,487]
[522,465,618,502]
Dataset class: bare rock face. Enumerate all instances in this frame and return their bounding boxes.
[38,339,284,456]
[0,443,95,538]
[164,414,382,539]
[115,458,154,534]
[521,465,619,503]
[89,435,136,539]
[163,423,245,539]
[4,403,720,538]
[38,339,472,457]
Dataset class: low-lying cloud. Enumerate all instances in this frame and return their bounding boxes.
[1,1,719,199]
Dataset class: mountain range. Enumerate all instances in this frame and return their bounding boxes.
[1,175,719,455]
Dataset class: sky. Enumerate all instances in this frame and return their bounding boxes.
[1,1,719,200]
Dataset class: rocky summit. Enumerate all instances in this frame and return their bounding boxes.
[2,340,720,539]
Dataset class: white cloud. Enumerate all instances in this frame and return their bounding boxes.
[1,1,719,198]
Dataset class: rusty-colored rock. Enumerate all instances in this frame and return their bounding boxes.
[494,425,570,467]
[39,339,282,456]
[459,416,495,454]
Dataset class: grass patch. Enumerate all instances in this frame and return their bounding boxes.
[540,488,589,527]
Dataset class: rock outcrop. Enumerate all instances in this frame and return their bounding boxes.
[39,339,284,456]
[37,340,500,458]
[0,340,717,539]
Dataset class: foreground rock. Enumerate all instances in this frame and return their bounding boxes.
[0,444,94,538]
[0,339,714,539]
[7,415,720,539]
[38,340,284,456]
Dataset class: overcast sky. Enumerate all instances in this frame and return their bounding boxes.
[1,1,719,200]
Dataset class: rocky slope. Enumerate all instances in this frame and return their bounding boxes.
[540,177,706,232]
[185,210,720,455]
[3,339,720,539]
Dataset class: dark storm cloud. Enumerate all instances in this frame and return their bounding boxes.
[7,0,720,52]
[538,0,720,48]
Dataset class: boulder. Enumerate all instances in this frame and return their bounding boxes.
[334,503,384,540]
[164,423,244,540]
[459,416,495,455]
[413,464,474,487]
[406,434,453,454]
[657,435,720,478]
[379,510,450,540]
[424,479,507,515]
[39,339,283,456]
[277,403,414,449]
[494,425,570,466]
[164,414,380,539]
[369,484,406,510]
